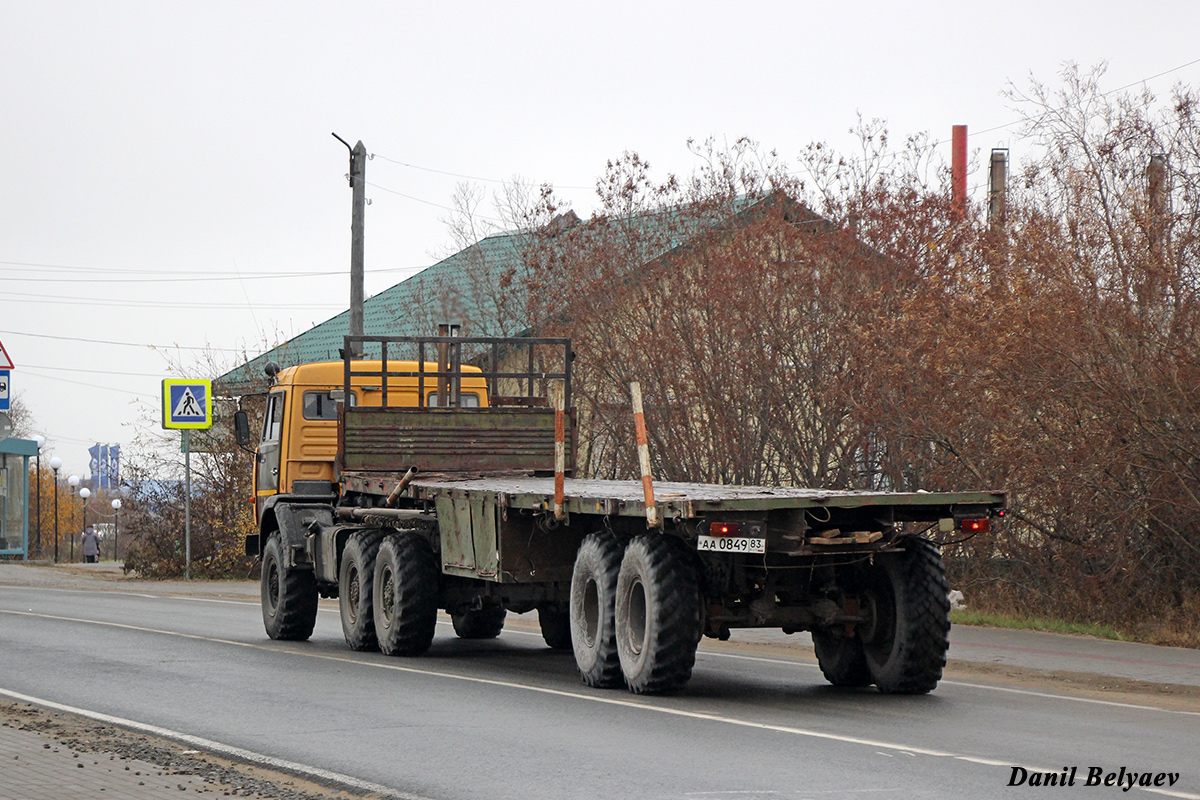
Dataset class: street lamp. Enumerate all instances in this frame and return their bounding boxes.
[33,435,45,558]
[79,487,91,563]
[49,457,62,563]
[111,498,122,562]
[67,475,79,562]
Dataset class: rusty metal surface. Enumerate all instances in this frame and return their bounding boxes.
[342,407,572,474]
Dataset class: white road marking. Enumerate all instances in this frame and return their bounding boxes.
[5,588,1198,717]
[0,687,432,800]
[448,617,1200,717]
[686,648,1200,717]
[3,608,1199,798]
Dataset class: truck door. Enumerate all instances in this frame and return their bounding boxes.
[257,391,285,511]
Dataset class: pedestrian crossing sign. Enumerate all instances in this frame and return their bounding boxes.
[162,379,213,429]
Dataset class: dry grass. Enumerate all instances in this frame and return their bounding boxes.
[951,594,1200,649]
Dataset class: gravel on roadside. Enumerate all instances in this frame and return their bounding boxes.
[1,700,384,800]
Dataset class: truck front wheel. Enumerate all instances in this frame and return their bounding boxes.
[860,537,951,694]
[570,531,625,688]
[261,535,318,641]
[373,532,439,656]
[339,531,383,651]
[614,534,701,695]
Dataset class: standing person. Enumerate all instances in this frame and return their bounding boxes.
[81,526,100,563]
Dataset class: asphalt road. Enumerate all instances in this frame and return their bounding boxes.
[1,575,1198,800]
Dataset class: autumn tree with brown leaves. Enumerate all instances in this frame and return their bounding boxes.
[500,65,1200,643]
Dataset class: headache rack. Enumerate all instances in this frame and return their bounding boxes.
[338,331,575,475]
[341,331,572,410]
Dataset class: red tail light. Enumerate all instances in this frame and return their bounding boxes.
[960,518,990,533]
[709,522,742,537]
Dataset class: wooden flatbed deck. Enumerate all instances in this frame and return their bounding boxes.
[391,475,1006,520]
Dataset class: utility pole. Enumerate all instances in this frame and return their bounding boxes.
[333,134,366,357]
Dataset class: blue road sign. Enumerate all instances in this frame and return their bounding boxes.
[0,370,10,411]
[161,379,213,430]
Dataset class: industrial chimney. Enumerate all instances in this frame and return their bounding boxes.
[951,125,968,220]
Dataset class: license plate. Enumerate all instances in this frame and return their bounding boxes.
[697,535,766,554]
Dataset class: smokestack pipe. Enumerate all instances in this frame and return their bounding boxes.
[952,125,968,220]
[1148,154,1168,258]
[988,148,1008,229]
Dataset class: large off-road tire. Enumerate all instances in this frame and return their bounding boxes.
[261,535,318,641]
[538,605,572,650]
[373,532,440,656]
[569,531,626,688]
[451,606,507,639]
[614,534,701,695]
[860,537,951,694]
[339,531,383,651]
[812,628,872,687]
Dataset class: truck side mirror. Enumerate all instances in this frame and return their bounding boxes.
[234,409,251,447]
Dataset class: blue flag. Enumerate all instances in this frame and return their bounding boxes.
[88,445,100,486]
[109,445,120,490]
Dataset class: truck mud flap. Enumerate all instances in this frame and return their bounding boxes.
[271,502,335,569]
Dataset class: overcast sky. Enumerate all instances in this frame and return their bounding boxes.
[3,0,1197,476]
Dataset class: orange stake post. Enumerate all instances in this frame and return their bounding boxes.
[630,382,658,528]
[554,390,566,520]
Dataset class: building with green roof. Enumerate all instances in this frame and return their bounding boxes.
[215,226,536,395]
[216,193,839,397]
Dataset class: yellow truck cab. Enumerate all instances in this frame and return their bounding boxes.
[254,360,488,513]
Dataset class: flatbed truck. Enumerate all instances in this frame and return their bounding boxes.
[235,333,1006,695]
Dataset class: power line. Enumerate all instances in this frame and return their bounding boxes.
[39,430,112,447]
[0,289,341,311]
[943,56,1200,145]
[0,328,249,353]
[0,271,333,284]
[364,179,511,226]
[0,260,427,281]
[364,180,464,213]
[20,367,146,397]
[370,152,594,191]
[23,363,176,378]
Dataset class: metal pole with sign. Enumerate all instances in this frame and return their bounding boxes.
[0,336,13,415]
[184,429,191,579]
[161,379,212,580]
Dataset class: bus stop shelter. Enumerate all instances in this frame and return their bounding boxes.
[0,437,35,559]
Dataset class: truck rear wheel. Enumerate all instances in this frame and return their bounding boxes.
[861,537,951,694]
[339,531,383,651]
[538,605,572,650]
[812,629,871,687]
[373,532,439,656]
[451,607,506,639]
[614,534,701,695]
[570,531,625,688]
[261,534,318,641]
